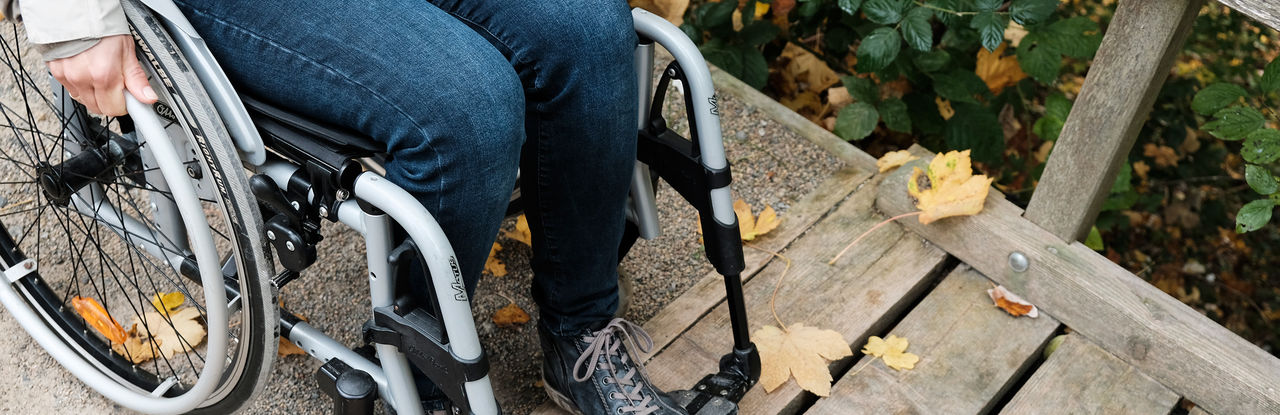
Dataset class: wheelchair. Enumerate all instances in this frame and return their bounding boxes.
[0,1,758,414]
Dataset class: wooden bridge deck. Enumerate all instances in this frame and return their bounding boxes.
[529,57,1278,414]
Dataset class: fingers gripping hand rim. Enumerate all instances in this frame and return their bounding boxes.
[47,34,158,116]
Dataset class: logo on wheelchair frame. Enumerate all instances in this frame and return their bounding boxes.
[153,102,178,123]
[448,257,466,301]
[707,94,719,116]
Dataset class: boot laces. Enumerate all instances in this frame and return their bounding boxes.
[571,318,659,415]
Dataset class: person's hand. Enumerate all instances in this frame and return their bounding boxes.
[46,35,158,116]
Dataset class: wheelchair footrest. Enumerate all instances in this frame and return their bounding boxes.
[363,306,489,414]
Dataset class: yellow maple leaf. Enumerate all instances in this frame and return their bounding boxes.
[861,335,919,371]
[492,302,531,328]
[113,307,207,363]
[755,323,852,396]
[150,291,185,314]
[907,150,993,225]
[484,242,507,277]
[935,97,955,120]
[876,150,919,173]
[975,43,1027,95]
[734,199,781,241]
[503,214,532,246]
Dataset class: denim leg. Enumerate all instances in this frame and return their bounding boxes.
[427,0,640,336]
[171,0,525,297]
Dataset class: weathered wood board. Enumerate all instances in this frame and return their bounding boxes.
[807,266,1059,415]
[1025,0,1204,241]
[1000,334,1178,414]
[1217,0,1280,32]
[645,172,950,415]
[877,155,1280,414]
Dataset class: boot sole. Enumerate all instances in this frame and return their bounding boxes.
[542,375,585,415]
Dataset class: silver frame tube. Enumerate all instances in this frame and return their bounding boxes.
[629,40,662,239]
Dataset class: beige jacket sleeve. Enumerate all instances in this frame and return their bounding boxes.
[0,0,129,61]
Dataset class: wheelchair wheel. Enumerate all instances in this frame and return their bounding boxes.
[0,2,276,413]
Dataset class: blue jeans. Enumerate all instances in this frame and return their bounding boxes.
[172,0,638,335]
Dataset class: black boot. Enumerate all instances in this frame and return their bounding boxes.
[539,318,688,415]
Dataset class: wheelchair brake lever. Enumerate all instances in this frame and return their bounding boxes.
[250,174,303,224]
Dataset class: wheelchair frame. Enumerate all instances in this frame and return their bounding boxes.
[0,3,759,414]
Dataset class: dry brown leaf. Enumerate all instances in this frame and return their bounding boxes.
[150,291,184,314]
[492,302,531,328]
[503,214,532,246]
[72,296,127,345]
[773,0,795,16]
[861,335,919,371]
[484,242,507,277]
[826,86,852,109]
[975,43,1027,94]
[1144,143,1180,167]
[755,323,852,396]
[1035,141,1054,163]
[629,0,689,25]
[936,97,955,120]
[987,285,1039,318]
[145,307,206,358]
[112,329,157,364]
[734,199,781,241]
[876,150,919,173]
[279,338,307,356]
[1133,161,1151,180]
[1004,21,1028,47]
[780,43,840,93]
[907,150,994,224]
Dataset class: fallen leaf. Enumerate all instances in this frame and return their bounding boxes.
[111,329,157,364]
[754,1,770,18]
[877,150,919,173]
[734,199,781,241]
[826,86,852,109]
[1004,21,1028,47]
[1034,141,1054,163]
[279,338,307,356]
[975,43,1027,94]
[987,285,1039,318]
[492,302,531,328]
[503,215,532,246]
[773,0,795,17]
[861,335,919,371]
[1144,143,1180,167]
[936,97,955,120]
[150,291,185,314]
[484,242,507,277]
[755,323,852,396]
[907,150,994,224]
[72,296,127,345]
[780,43,840,93]
[143,307,206,359]
[1133,161,1151,180]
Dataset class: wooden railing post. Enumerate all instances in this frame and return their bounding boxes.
[1216,0,1280,31]
[1025,0,1204,242]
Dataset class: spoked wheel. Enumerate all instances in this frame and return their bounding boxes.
[0,1,276,413]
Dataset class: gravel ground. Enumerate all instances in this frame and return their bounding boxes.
[0,48,843,414]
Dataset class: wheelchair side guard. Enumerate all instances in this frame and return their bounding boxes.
[633,9,760,414]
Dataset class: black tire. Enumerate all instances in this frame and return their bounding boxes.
[0,1,276,412]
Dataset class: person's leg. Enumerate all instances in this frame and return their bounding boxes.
[425,0,639,337]
[170,0,522,298]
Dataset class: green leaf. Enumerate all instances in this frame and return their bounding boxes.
[863,0,910,24]
[932,0,968,27]
[1016,32,1061,83]
[856,27,902,72]
[946,102,1004,164]
[1243,129,1280,164]
[914,50,951,73]
[1235,199,1276,233]
[971,12,1008,52]
[901,7,934,52]
[878,98,912,132]
[1203,106,1265,141]
[841,76,879,103]
[975,0,1003,12]
[739,45,770,89]
[1111,162,1132,193]
[1010,0,1057,26]
[1044,17,1101,59]
[680,23,701,44]
[739,21,780,46]
[835,102,880,141]
[838,0,864,15]
[1262,56,1280,93]
[1044,92,1072,120]
[700,42,769,90]
[1084,226,1104,251]
[932,69,988,104]
[798,0,823,17]
[1191,83,1247,115]
[1246,164,1279,195]
[700,1,738,29]
[1033,116,1065,141]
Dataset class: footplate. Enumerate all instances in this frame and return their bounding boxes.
[363,306,489,414]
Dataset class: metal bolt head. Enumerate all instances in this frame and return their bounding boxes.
[285,241,295,251]
[23,261,33,270]
[318,206,329,218]
[290,201,300,210]
[1009,251,1029,273]
[266,230,276,241]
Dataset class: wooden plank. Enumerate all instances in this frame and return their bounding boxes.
[1217,0,1280,32]
[1001,334,1178,414]
[643,166,870,354]
[646,172,950,415]
[1024,0,1204,242]
[1188,406,1213,415]
[875,156,1280,414]
[808,266,1060,415]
